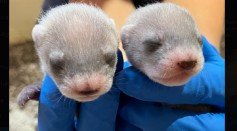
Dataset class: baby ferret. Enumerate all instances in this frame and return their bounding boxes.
[17,3,119,106]
[121,2,213,112]
[121,2,204,86]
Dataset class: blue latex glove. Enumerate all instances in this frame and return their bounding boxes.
[116,96,224,131]
[115,36,225,108]
[38,50,124,131]
[115,36,225,130]
[38,74,77,131]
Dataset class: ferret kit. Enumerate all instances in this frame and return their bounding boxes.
[121,2,213,112]
[17,3,119,106]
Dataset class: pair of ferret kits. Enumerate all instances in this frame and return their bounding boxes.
[17,2,209,112]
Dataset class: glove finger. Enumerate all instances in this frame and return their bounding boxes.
[76,86,120,131]
[118,98,195,131]
[118,98,224,131]
[40,74,77,107]
[202,36,224,63]
[116,65,224,107]
[38,74,77,131]
[167,112,224,131]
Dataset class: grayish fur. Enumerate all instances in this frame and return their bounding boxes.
[121,2,204,86]
[121,2,211,112]
[17,3,119,105]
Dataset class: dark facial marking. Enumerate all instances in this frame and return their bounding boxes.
[104,52,116,67]
[143,39,162,53]
[49,57,65,72]
[77,89,99,96]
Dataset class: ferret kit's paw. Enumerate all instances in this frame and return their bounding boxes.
[17,81,42,107]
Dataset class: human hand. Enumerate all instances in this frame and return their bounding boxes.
[38,73,78,131]
[117,97,224,131]
[115,36,225,108]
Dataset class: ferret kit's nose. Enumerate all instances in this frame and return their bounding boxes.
[72,84,100,95]
[78,88,99,95]
[178,60,197,70]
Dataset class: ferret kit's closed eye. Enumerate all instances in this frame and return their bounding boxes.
[17,3,119,105]
[121,2,204,87]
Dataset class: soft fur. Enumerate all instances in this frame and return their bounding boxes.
[18,3,119,104]
[121,2,204,86]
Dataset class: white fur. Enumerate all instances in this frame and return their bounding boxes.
[32,3,118,102]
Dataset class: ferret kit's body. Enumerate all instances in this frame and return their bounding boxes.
[121,2,212,112]
[17,3,119,106]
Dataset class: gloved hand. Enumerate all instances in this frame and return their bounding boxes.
[115,36,225,130]
[115,36,225,108]
[38,73,78,131]
[116,96,224,131]
[38,50,124,131]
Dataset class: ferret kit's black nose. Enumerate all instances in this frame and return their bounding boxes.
[78,89,99,95]
[178,60,197,70]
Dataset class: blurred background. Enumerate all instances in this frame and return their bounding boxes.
[9,0,224,130]
[10,1,44,130]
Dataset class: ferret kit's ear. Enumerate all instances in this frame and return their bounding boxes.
[110,18,116,29]
[120,24,135,45]
[197,34,203,46]
[32,24,46,42]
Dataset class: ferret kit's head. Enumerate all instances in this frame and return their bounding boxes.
[32,3,118,102]
[121,3,204,86]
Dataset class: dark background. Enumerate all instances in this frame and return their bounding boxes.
[0,0,9,130]
[226,0,237,130]
[2,0,237,130]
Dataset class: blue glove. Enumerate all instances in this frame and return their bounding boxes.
[115,36,225,108]
[116,97,224,131]
[38,50,124,131]
[115,36,225,130]
[38,74,78,131]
